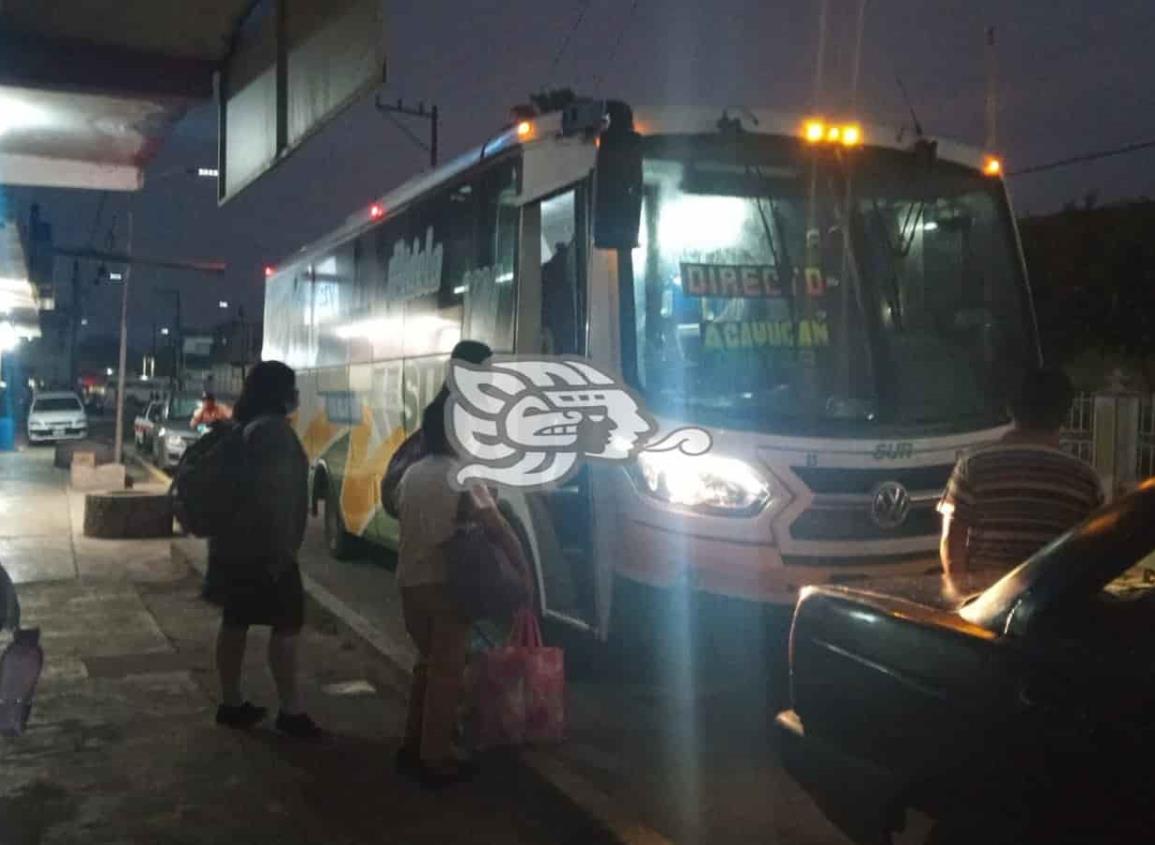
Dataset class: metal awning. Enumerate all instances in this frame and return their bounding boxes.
[0,1,252,191]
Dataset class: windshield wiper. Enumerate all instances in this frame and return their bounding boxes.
[864,203,906,331]
[747,165,799,350]
[829,167,894,419]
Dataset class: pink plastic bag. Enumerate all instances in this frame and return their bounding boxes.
[473,610,564,749]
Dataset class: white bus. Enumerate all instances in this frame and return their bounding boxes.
[263,101,1039,637]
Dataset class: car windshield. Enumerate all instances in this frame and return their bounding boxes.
[33,397,82,413]
[168,397,201,420]
[628,134,1034,436]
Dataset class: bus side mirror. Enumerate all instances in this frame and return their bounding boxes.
[593,102,643,250]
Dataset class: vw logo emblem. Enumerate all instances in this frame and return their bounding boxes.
[870,481,911,529]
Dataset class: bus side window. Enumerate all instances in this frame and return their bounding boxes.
[539,188,585,356]
[402,184,471,360]
[463,163,518,352]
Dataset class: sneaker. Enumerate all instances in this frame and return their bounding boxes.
[216,701,268,729]
[275,711,324,739]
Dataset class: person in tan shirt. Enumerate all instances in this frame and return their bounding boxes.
[191,392,232,428]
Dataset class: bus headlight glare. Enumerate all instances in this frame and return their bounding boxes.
[631,452,773,515]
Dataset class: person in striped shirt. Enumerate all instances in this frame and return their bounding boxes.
[938,368,1104,577]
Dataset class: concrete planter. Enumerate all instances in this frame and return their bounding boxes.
[84,491,173,539]
[54,440,114,469]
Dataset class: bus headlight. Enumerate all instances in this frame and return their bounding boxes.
[630,452,774,516]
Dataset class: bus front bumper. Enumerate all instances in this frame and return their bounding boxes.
[618,518,937,605]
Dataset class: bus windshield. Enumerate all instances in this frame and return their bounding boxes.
[628,135,1035,437]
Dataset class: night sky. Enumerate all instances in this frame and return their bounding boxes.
[6,0,1155,347]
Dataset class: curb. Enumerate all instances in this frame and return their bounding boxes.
[169,538,670,845]
[132,453,171,486]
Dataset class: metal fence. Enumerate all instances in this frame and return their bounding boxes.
[1060,392,1095,465]
[1061,391,1155,497]
[1139,395,1155,480]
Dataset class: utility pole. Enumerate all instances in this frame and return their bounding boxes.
[176,291,183,392]
[150,322,158,380]
[112,212,133,466]
[374,95,439,167]
[156,289,183,392]
[69,260,81,390]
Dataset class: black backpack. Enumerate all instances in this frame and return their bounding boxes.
[170,421,249,537]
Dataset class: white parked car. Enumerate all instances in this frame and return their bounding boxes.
[26,392,88,444]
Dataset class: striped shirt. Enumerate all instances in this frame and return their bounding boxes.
[937,442,1104,569]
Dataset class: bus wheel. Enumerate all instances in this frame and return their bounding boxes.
[323,481,359,561]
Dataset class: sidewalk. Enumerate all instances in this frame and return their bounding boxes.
[0,448,181,586]
[176,509,854,845]
[0,448,569,844]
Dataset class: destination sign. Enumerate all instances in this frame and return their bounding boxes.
[702,318,831,352]
[681,263,784,299]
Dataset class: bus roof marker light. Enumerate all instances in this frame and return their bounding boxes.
[983,156,1003,177]
[516,121,534,140]
[370,203,384,219]
[803,120,825,144]
[840,124,862,146]
[264,265,275,278]
[826,126,842,143]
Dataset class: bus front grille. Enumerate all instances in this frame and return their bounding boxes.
[791,464,954,495]
[788,504,941,542]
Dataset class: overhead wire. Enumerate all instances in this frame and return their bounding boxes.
[548,0,593,82]
[850,0,869,110]
[812,0,830,112]
[382,109,431,154]
[592,0,642,93]
[1009,138,1155,176]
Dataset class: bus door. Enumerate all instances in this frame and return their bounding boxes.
[516,186,598,630]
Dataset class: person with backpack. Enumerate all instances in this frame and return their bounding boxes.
[199,361,319,738]
[381,340,493,519]
[395,392,529,787]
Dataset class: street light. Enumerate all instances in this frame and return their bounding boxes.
[219,300,229,309]
[160,327,170,336]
